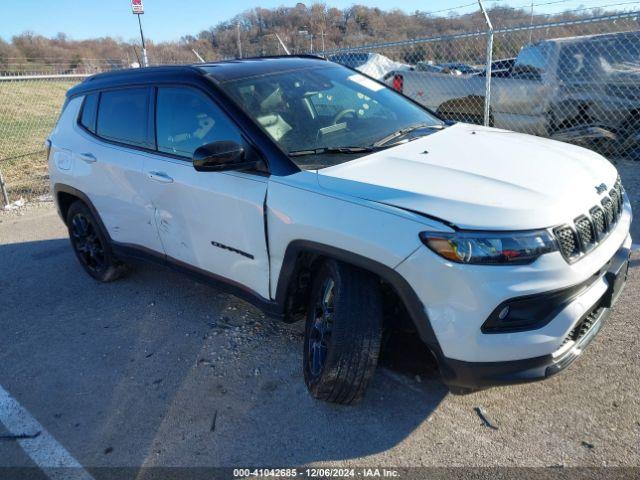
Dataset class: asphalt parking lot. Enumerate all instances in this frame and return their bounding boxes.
[0,201,639,475]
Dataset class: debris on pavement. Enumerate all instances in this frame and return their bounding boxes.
[3,198,25,211]
[474,406,498,430]
[210,410,218,432]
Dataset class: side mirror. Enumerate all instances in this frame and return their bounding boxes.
[193,140,259,172]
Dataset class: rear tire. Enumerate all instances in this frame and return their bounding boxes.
[66,201,127,282]
[303,259,383,404]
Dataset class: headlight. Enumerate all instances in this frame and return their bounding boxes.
[419,230,558,265]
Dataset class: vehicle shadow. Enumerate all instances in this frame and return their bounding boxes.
[0,238,448,472]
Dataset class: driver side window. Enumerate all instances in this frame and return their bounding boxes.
[156,87,243,159]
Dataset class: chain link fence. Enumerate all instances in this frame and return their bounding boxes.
[0,73,90,204]
[318,11,640,163]
[1,11,639,207]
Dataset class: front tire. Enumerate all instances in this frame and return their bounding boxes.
[303,260,383,404]
[66,201,127,282]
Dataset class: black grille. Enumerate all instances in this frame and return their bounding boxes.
[602,197,615,226]
[555,178,625,262]
[555,226,580,259]
[575,216,594,250]
[560,304,603,347]
[610,189,620,216]
[590,207,606,239]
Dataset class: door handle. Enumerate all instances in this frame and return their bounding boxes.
[78,152,97,163]
[148,171,174,183]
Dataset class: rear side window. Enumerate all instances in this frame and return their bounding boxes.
[155,87,243,158]
[512,45,549,80]
[97,88,150,147]
[79,93,99,133]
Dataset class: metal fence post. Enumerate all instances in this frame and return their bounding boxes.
[478,0,494,127]
[0,170,9,207]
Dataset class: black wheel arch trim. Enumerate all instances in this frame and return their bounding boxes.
[275,240,449,367]
[54,184,112,241]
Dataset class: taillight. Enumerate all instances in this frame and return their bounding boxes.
[392,74,404,93]
[45,139,52,160]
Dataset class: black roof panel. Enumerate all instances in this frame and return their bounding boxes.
[199,55,328,82]
[66,56,330,98]
[67,65,205,97]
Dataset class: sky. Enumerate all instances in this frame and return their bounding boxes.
[0,0,636,43]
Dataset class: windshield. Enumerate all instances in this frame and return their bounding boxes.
[219,65,442,169]
[558,34,640,81]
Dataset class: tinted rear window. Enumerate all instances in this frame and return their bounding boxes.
[80,93,99,133]
[97,88,149,147]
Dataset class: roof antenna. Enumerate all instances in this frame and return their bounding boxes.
[192,49,206,63]
[274,33,291,55]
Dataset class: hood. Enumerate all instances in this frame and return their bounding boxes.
[316,123,618,230]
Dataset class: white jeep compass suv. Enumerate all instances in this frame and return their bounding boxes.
[48,56,632,404]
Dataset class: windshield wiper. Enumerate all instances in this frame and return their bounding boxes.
[288,146,376,157]
[372,123,444,148]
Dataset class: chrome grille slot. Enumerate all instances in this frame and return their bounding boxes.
[554,177,625,263]
[575,216,595,251]
[602,197,615,226]
[554,226,580,259]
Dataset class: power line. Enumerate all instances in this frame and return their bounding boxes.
[555,0,640,13]
[422,2,478,16]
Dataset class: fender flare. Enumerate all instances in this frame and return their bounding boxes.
[275,240,447,365]
[53,184,113,242]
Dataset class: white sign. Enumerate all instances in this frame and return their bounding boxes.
[131,0,144,14]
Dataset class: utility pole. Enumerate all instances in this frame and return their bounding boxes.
[529,0,535,43]
[236,21,243,58]
[298,29,312,53]
[137,14,149,67]
[320,28,326,53]
[131,0,148,67]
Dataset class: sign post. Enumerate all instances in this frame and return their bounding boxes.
[131,0,148,67]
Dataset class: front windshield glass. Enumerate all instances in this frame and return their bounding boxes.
[559,34,640,81]
[219,65,442,169]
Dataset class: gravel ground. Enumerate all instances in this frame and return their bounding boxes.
[0,162,638,473]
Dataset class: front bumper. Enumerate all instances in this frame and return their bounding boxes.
[438,241,630,389]
[396,197,632,363]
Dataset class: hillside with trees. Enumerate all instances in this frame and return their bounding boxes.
[0,3,636,73]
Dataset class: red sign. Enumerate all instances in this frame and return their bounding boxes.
[131,0,144,14]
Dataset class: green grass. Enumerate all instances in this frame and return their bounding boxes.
[0,79,77,201]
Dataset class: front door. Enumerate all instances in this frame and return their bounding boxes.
[141,86,270,299]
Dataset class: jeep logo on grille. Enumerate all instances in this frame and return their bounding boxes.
[595,183,608,194]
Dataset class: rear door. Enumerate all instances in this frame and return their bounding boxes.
[141,85,270,299]
[73,87,164,252]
